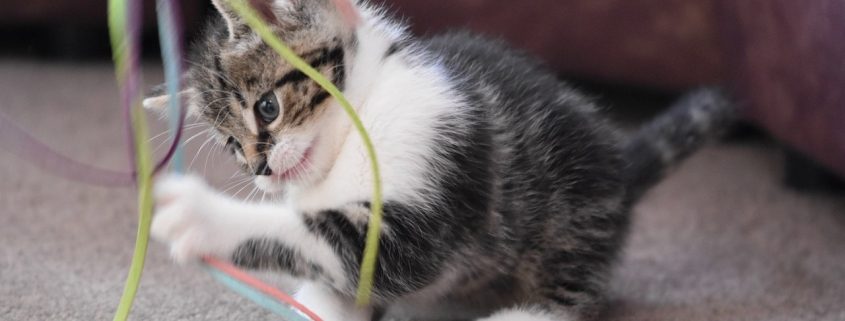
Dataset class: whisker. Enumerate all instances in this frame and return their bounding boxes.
[188,136,217,170]
[245,186,259,202]
[222,178,253,195]
[225,170,248,184]
[152,125,206,154]
[232,179,255,197]
[183,129,212,145]
[222,176,251,190]
[203,140,224,176]
[149,128,177,142]
[222,172,251,185]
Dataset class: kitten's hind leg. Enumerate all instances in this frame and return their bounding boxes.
[477,306,575,321]
[294,282,372,321]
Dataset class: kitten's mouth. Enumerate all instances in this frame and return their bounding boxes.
[270,145,314,182]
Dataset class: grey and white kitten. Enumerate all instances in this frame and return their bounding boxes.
[144,0,735,320]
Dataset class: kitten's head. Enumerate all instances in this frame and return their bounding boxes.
[146,0,362,194]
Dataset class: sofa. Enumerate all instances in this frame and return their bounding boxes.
[4,0,843,178]
[373,0,845,179]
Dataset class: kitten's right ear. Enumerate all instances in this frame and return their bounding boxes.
[330,0,362,28]
[212,0,280,40]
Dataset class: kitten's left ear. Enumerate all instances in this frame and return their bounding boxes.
[143,86,199,118]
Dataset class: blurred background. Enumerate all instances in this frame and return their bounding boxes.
[1,1,844,321]
[2,0,844,182]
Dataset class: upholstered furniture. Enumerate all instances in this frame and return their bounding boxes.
[4,0,842,177]
[374,0,845,178]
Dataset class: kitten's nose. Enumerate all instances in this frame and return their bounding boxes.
[254,160,273,176]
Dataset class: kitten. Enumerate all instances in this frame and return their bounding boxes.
[144,0,735,320]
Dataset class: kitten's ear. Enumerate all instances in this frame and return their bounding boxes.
[143,86,199,118]
[329,0,362,28]
[282,0,360,28]
[212,0,280,40]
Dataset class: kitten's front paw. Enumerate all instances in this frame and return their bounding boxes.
[151,174,232,264]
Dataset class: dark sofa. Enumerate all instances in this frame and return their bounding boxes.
[4,0,843,177]
[373,0,845,178]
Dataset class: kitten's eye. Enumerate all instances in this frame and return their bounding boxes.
[255,91,280,123]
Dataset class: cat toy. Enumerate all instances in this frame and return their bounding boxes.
[0,0,383,320]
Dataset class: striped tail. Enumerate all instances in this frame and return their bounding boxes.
[622,88,738,201]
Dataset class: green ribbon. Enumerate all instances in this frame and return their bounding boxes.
[225,0,384,306]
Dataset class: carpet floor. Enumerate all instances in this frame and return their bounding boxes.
[1,60,843,321]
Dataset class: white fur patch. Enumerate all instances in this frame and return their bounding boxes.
[294,17,466,213]
[294,282,372,321]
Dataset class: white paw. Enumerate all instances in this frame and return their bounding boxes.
[151,174,234,264]
[294,283,372,321]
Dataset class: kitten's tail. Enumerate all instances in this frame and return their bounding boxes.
[621,87,738,202]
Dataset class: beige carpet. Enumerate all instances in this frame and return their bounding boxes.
[1,60,844,321]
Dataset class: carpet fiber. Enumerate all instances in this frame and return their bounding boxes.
[1,60,843,321]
